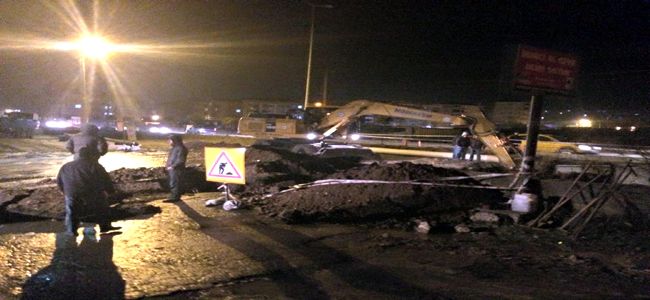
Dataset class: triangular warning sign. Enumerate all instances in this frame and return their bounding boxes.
[208,151,242,179]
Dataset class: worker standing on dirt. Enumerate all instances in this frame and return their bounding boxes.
[57,147,119,236]
[66,123,108,161]
[452,131,471,160]
[164,134,188,203]
[469,135,484,161]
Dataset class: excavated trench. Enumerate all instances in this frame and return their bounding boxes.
[1,141,649,299]
[0,144,507,226]
[1,142,647,236]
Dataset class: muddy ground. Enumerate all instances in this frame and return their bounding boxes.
[1,137,649,298]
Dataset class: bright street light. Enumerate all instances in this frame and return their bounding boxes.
[77,35,113,59]
[577,118,592,128]
[53,34,115,60]
[77,34,113,124]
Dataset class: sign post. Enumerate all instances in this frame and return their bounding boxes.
[513,45,579,175]
[519,93,544,176]
[509,45,579,194]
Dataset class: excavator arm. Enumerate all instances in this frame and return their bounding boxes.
[317,100,516,169]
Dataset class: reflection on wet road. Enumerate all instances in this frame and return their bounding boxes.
[0,196,267,298]
[1,193,448,299]
[0,151,167,188]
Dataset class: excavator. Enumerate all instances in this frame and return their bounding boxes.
[238,100,517,169]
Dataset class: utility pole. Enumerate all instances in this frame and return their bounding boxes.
[303,3,333,110]
[321,69,328,106]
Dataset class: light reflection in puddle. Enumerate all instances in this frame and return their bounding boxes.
[0,151,167,188]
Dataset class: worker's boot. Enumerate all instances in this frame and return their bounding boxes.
[99,223,122,234]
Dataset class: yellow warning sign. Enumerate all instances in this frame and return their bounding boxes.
[204,147,246,184]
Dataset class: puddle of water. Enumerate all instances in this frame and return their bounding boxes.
[0,151,167,188]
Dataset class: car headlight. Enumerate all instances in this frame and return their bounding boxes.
[350,133,361,141]
[306,132,317,140]
[149,126,171,134]
[578,144,593,151]
[45,120,71,128]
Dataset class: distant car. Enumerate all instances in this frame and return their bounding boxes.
[508,134,600,154]
[186,122,219,135]
[1,112,39,138]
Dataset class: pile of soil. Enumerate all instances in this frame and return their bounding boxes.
[238,145,362,195]
[326,162,469,181]
[253,162,506,224]
[0,165,218,221]
[184,141,244,165]
[1,143,358,222]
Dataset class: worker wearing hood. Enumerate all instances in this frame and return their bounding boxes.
[57,147,118,236]
[66,124,108,161]
[164,134,188,202]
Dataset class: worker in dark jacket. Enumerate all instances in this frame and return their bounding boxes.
[164,134,188,203]
[452,131,471,160]
[57,147,118,236]
[66,124,109,161]
[469,134,484,161]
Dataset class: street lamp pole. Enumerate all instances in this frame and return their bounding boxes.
[303,3,332,111]
[76,34,112,124]
[80,56,90,124]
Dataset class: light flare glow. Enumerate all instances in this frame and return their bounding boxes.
[0,0,232,121]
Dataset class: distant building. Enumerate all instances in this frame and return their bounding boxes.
[156,99,301,128]
[240,99,301,115]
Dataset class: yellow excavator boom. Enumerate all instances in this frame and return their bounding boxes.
[317,100,516,169]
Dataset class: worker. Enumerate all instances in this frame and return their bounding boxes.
[164,134,188,203]
[469,135,484,161]
[66,123,108,161]
[57,147,119,236]
[452,131,471,160]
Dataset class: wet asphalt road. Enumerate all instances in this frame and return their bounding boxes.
[0,149,442,299]
[0,194,442,299]
[1,195,271,299]
[0,151,167,188]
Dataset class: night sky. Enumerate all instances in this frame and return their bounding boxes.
[0,0,648,115]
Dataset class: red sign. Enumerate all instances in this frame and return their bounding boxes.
[513,45,579,94]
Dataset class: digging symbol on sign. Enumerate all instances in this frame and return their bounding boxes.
[208,151,242,179]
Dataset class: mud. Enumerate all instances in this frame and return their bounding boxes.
[252,162,506,224]
[1,138,649,298]
[0,166,218,221]
[4,142,646,233]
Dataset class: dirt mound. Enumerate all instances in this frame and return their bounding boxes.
[237,145,362,195]
[1,166,219,222]
[110,167,167,183]
[326,162,468,181]
[184,141,245,165]
[3,186,162,221]
[0,189,30,207]
[254,162,506,223]
[5,186,65,219]
[245,146,286,164]
[110,166,219,194]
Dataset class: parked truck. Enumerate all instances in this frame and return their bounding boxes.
[0,112,39,138]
